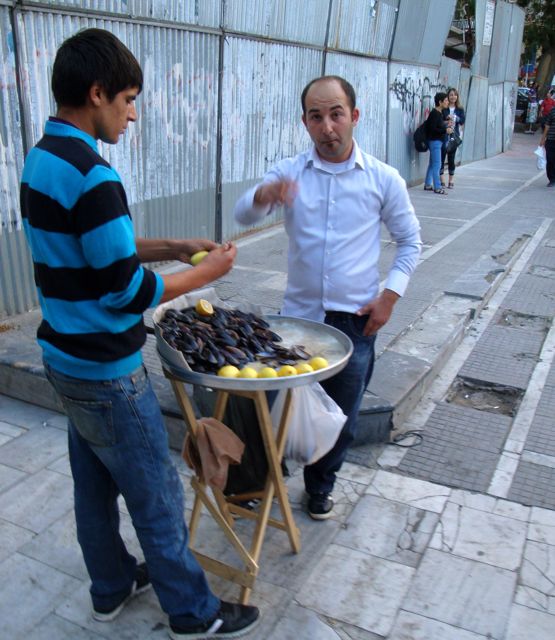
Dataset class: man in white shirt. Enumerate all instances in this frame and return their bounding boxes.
[234,76,422,519]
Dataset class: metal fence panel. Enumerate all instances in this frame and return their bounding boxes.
[388,62,441,185]
[327,0,398,58]
[472,0,493,78]
[19,0,221,27]
[504,81,517,151]
[439,55,461,92]
[325,53,388,161]
[391,0,455,66]
[488,0,511,85]
[506,4,524,82]
[220,38,322,240]
[223,0,328,45]
[486,82,503,157]
[461,75,488,164]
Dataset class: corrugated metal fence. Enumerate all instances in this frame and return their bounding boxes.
[0,0,524,318]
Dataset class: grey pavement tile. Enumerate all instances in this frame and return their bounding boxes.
[429,502,527,570]
[25,614,105,640]
[508,460,555,510]
[398,403,511,492]
[388,611,488,640]
[516,539,555,614]
[0,519,35,564]
[0,394,61,430]
[56,581,167,640]
[0,424,67,473]
[0,420,26,438]
[335,494,438,567]
[529,507,555,546]
[505,603,555,640]
[295,543,414,637]
[403,549,516,638]
[365,470,450,513]
[267,602,380,640]
[0,468,73,533]
[0,461,26,492]
[0,553,82,639]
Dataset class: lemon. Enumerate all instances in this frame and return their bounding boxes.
[258,367,278,378]
[295,362,314,375]
[217,365,240,378]
[308,356,329,371]
[277,365,297,377]
[238,366,258,379]
[191,250,209,266]
[195,298,214,316]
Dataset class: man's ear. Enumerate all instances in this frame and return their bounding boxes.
[301,113,307,127]
[88,82,104,107]
[352,107,360,126]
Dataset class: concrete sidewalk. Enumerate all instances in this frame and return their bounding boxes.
[1,131,555,638]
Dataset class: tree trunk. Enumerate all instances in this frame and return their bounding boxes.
[536,47,555,98]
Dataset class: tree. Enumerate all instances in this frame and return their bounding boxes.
[517,0,555,97]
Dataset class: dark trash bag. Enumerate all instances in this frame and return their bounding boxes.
[445,132,462,154]
[192,387,269,496]
[413,123,429,152]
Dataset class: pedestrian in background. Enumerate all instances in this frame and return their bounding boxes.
[234,75,422,520]
[539,103,555,187]
[424,92,453,194]
[440,87,465,189]
[539,89,555,129]
[19,27,259,639]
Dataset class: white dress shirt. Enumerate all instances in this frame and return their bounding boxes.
[234,141,422,322]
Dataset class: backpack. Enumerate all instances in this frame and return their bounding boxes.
[413,123,428,152]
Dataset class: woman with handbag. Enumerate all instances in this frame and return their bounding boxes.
[424,92,453,195]
[440,87,465,189]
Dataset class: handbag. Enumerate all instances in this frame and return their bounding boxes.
[445,132,462,154]
[413,123,429,152]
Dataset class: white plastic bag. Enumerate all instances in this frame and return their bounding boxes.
[534,145,547,171]
[271,383,347,465]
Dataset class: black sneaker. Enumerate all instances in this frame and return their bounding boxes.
[169,600,260,639]
[307,493,334,520]
[92,562,151,622]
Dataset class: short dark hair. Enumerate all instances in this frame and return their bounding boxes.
[434,92,448,106]
[52,28,143,107]
[301,76,356,113]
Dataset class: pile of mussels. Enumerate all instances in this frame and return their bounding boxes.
[158,306,311,374]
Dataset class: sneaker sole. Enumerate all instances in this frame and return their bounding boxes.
[168,613,260,639]
[92,581,152,622]
[308,509,334,521]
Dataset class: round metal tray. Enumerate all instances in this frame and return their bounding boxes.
[157,314,353,391]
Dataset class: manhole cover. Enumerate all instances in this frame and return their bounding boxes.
[446,377,523,416]
[496,309,550,332]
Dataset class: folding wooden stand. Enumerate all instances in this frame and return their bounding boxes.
[164,369,301,604]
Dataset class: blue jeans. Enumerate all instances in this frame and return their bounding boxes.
[303,313,376,495]
[425,139,444,190]
[44,363,219,628]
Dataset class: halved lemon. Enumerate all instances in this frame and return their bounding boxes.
[295,362,314,375]
[217,365,240,378]
[308,356,329,371]
[238,366,258,379]
[195,298,214,316]
[277,365,297,377]
[258,367,278,378]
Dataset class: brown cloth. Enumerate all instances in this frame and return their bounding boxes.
[182,417,245,490]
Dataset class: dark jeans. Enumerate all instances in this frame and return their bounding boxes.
[546,139,555,183]
[440,146,456,177]
[44,363,219,628]
[303,312,376,496]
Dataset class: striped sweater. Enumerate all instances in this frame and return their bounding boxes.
[20,118,163,380]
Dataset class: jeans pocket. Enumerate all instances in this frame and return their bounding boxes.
[61,396,116,447]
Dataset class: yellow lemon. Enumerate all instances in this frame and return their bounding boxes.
[295,362,314,375]
[308,356,329,371]
[258,367,278,378]
[217,365,240,378]
[238,366,258,379]
[190,250,209,266]
[195,298,214,316]
[277,365,297,377]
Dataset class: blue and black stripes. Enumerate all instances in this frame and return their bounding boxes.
[20,118,163,380]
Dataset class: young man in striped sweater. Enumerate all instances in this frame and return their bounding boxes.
[20,28,258,639]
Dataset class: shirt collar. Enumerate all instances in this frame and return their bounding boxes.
[306,139,365,172]
[45,117,98,151]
